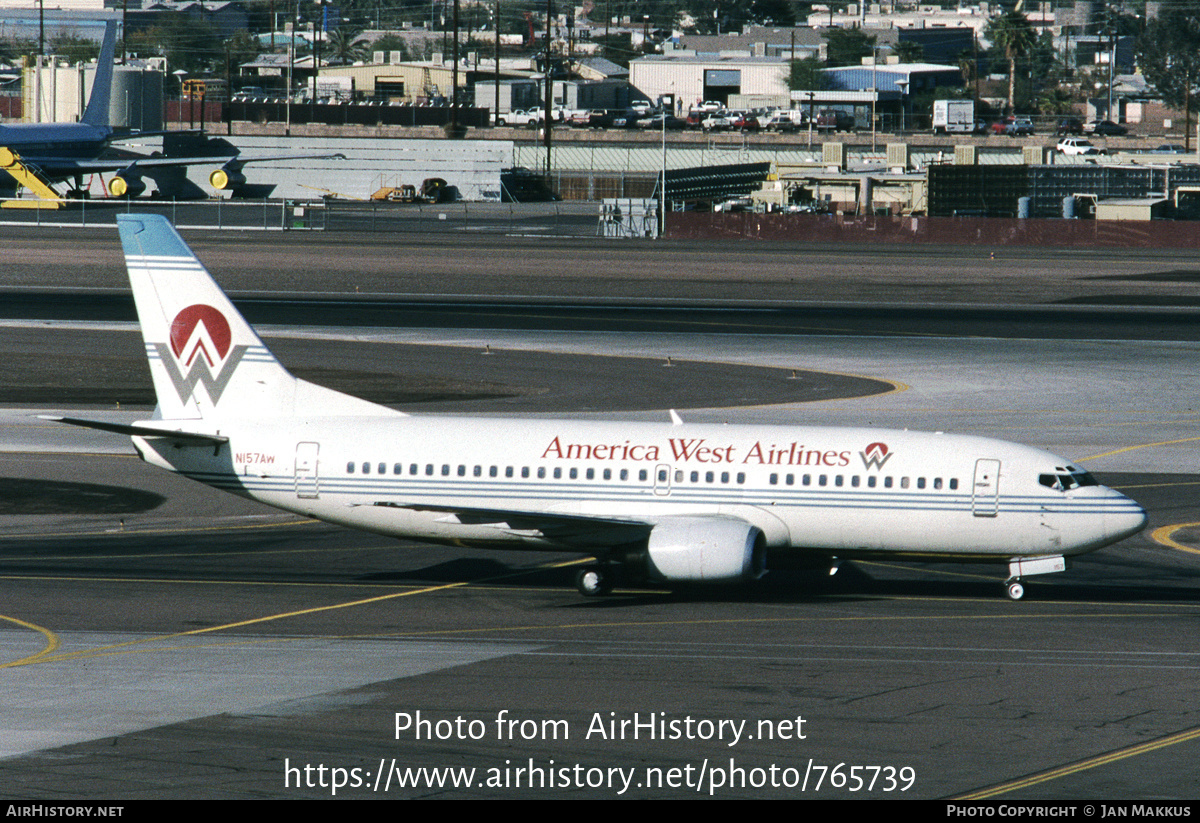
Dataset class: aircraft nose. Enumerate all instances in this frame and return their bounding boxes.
[1107,494,1148,542]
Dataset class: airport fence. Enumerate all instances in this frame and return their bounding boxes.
[0,198,326,231]
[0,197,601,237]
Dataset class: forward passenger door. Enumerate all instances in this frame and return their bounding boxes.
[972,458,1000,517]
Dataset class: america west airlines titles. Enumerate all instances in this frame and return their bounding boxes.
[541,436,894,469]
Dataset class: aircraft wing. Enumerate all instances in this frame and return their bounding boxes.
[31,152,345,174]
[371,501,653,546]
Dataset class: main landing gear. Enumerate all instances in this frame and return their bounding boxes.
[575,565,615,596]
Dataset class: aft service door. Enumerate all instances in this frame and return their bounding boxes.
[295,442,320,499]
[972,458,1000,517]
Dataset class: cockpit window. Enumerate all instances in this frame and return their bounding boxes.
[1039,474,1064,491]
[1039,471,1098,492]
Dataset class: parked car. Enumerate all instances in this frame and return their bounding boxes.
[611,109,650,129]
[740,110,767,131]
[762,109,805,132]
[1084,120,1127,136]
[1005,117,1035,136]
[1055,117,1083,136]
[639,113,686,130]
[701,110,737,131]
[1056,137,1102,156]
[990,116,1032,135]
[815,109,855,131]
[586,109,615,128]
[1150,144,1188,154]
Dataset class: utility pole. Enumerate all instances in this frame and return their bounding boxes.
[494,0,500,126]
[451,0,459,135]
[543,0,552,175]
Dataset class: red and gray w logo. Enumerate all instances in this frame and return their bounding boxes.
[154,304,248,404]
[859,442,893,471]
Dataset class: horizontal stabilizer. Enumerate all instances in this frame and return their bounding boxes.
[41,416,229,445]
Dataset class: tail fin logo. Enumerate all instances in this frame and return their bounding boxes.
[860,442,893,471]
[155,304,248,404]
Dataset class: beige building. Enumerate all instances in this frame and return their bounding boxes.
[629,55,791,112]
[320,61,457,102]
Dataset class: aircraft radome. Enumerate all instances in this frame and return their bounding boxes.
[48,215,1148,600]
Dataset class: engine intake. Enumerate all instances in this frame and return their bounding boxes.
[209,165,246,190]
[109,171,146,198]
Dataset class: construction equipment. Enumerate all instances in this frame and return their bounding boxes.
[371,184,417,202]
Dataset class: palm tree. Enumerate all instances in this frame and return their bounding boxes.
[325,27,367,66]
[988,9,1036,113]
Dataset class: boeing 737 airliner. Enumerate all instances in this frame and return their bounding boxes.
[50,215,1148,600]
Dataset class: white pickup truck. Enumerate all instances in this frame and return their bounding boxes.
[496,108,545,127]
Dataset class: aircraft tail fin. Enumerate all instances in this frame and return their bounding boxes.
[81,21,116,128]
[117,214,399,421]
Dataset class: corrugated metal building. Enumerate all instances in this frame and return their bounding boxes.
[629,55,791,111]
[821,62,962,95]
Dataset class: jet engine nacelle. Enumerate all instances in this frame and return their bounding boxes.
[644,517,765,583]
[210,165,246,190]
[109,171,146,198]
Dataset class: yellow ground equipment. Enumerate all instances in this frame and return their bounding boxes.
[0,147,65,208]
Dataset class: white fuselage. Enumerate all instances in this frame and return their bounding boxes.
[133,415,1148,562]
